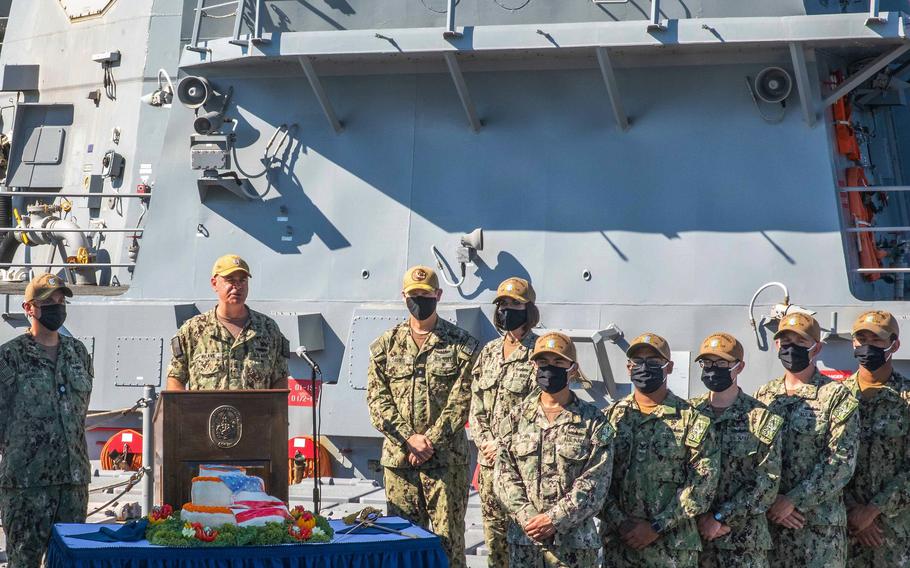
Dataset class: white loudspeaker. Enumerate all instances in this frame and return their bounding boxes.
[176,76,212,109]
[461,228,484,251]
[754,67,793,104]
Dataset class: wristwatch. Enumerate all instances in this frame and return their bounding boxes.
[649,519,663,534]
[713,512,725,523]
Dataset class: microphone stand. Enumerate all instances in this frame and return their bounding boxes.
[309,363,321,514]
[297,347,322,514]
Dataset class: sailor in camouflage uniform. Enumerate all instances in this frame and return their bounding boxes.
[471,277,541,567]
[754,312,859,568]
[688,333,783,568]
[166,254,289,390]
[366,265,479,568]
[495,332,613,567]
[0,274,93,568]
[599,332,720,568]
[842,310,910,567]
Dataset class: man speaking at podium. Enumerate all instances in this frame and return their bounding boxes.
[166,254,290,390]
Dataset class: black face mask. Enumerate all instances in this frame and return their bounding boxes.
[497,307,528,332]
[853,343,892,372]
[406,296,437,321]
[37,303,66,331]
[630,363,666,394]
[536,365,569,394]
[701,367,734,393]
[778,344,813,373]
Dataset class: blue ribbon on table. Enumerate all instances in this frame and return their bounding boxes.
[68,519,149,542]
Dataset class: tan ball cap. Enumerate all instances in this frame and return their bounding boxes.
[696,332,744,362]
[626,332,671,361]
[531,331,576,362]
[212,254,252,278]
[493,277,536,304]
[531,332,592,387]
[24,273,73,303]
[852,310,899,341]
[774,312,821,343]
[402,265,439,294]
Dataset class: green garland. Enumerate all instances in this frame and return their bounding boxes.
[145,516,334,547]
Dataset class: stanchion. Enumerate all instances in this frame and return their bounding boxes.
[140,385,157,516]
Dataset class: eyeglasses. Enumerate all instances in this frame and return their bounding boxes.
[629,357,667,368]
[698,359,739,369]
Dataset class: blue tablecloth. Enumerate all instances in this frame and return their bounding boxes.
[47,517,449,568]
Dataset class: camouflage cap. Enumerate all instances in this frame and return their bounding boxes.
[852,310,899,341]
[402,265,439,294]
[774,312,821,343]
[531,331,576,362]
[212,254,252,278]
[493,277,536,304]
[696,332,744,362]
[626,332,671,361]
[24,273,73,303]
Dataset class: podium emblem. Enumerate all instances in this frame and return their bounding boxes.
[209,405,243,448]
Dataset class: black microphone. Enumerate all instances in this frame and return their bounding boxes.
[295,346,321,375]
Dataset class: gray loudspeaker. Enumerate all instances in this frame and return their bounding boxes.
[461,228,484,250]
[754,67,792,104]
[176,76,212,109]
[193,111,223,135]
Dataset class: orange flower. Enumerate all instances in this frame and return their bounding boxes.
[295,513,316,531]
[288,525,312,541]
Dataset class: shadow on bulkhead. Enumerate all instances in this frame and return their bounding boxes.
[202,105,352,253]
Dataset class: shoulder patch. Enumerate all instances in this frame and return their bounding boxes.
[685,414,711,448]
[0,356,14,386]
[281,337,291,358]
[170,336,184,359]
[757,413,784,445]
[458,337,479,360]
[595,420,615,447]
[831,395,859,424]
[369,338,387,362]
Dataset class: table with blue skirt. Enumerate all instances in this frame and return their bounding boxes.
[46,517,449,568]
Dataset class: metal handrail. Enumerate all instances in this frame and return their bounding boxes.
[857,268,910,273]
[0,227,143,232]
[840,186,910,192]
[0,263,135,267]
[5,192,149,198]
[867,0,885,24]
[189,0,242,52]
[190,0,265,51]
[846,226,910,233]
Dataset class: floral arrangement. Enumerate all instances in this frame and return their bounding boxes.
[148,505,174,525]
[144,504,333,547]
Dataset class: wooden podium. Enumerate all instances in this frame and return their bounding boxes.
[153,390,289,508]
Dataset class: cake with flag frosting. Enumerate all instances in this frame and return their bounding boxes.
[180,465,291,527]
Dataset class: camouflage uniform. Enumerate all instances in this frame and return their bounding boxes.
[367,318,479,568]
[599,391,720,568]
[471,331,539,567]
[689,392,783,568]
[0,333,93,567]
[167,308,289,390]
[754,371,859,568]
[843,371,910,567]
[495,394,613,567]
